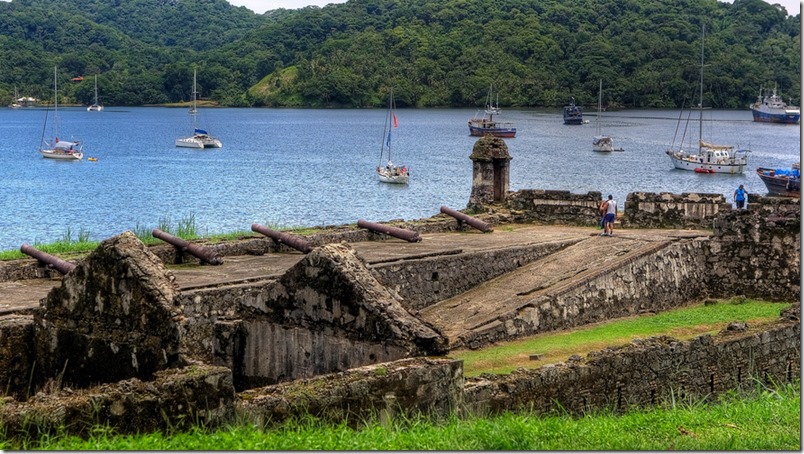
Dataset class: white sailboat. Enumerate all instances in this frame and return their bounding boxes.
[592,79,617,152]
[87,75,103,112]
[665,26,749,174]
[39,66,84,161]
[9,86,21,109]
[176,68,222,149]
[376,88,409,184]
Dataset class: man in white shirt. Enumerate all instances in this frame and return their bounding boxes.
[600,194,617,236]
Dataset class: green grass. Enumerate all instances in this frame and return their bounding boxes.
[3,381,798,450]
[452,299,790,376]
[0,217,308,260]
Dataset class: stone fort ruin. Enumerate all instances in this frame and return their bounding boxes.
[0,135,799,436]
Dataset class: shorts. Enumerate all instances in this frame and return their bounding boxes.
[604,213,615,223]
[736,200,745,208]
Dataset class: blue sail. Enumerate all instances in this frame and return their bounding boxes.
[194,128,208,135]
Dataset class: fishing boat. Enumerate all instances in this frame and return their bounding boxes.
[39,66,84,161]
[592,80,622,152]
[176,68,222,149]
[563,97,583,125]
[87,75,103,112]
[756,163,800,197]
[376,88,409,184]
[750,86,800,124]
[665,26,749,174]
[467,85,516,138]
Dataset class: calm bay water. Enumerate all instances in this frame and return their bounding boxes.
[0,106,799,251]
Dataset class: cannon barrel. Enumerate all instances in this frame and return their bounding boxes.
[440,206,493,233]
[152,228,223,265]
[357,219,421,242]
[20,243,76,275]
[251,223,313,253]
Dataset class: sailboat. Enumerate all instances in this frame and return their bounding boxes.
[665,25,749,174]
[9,86,21,109]
[39,66,83,160]
[176,68,222,149]
[376,89,409,184]
[467,85,516,138]
[592,79,616,152]
[87,75,103,112]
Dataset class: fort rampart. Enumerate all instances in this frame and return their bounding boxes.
[0,189,799,437]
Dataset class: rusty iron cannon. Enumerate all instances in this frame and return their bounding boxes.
[251,223,314,253]
[357,219,421,242]
[20,243,76,275]
[440,205,493,233]
[152,228,223,265]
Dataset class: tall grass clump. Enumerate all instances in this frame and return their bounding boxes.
[3,381,798,450]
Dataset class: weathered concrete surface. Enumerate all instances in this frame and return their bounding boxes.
[419,230,706,348]
[34,232,183,388]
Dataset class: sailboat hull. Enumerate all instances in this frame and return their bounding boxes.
[40,149,83,160]
[378,171,409,184]
[665,150,748,174]
[468,121,516,138]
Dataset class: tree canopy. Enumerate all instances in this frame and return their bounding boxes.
[0,0,798,109]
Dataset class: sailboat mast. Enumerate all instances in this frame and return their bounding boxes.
[53,65,58,138]
[698,25,705,154]
[597,79,603,134]
[193,68,197,113]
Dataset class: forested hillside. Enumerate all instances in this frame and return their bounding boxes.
[0,0,798,109]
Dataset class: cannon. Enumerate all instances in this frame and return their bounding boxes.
[357,219,421,242]
[152,228,223,265]
[251,223,313,253]
[440,205,493,233]
[20,243,76,275]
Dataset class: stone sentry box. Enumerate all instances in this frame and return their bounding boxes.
[468,135,511,211]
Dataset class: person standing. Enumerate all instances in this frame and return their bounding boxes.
[599,194,617,236]
[733,184,748,209]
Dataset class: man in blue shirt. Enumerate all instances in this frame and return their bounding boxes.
[733,185,748,209]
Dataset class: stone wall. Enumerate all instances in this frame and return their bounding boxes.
[620,192,731,229]
[463,305,800,417]
[707,209,800,301]
[506,190,602,226]
[0,364,234,439]
[0,314,35,400]
[456,239,712,349]
[33,232,183,389]
[179,243,447,390]
[371,238,582,311]
[238,357,463,427]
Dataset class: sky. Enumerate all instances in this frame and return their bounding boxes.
[228,0,801,15]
